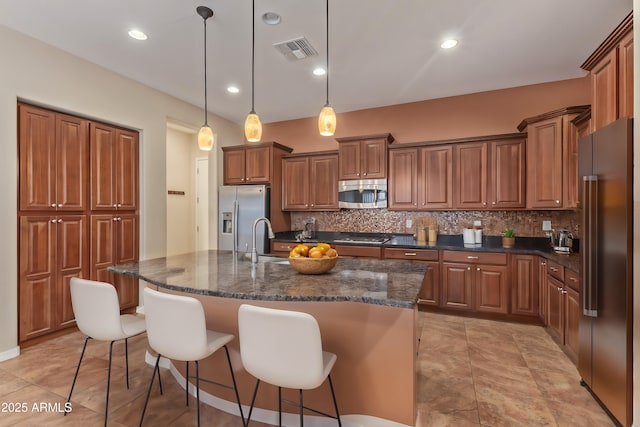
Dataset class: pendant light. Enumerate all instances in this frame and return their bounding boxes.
[197,6,214,151]
[244,0,262,143]
[318,0,336,136]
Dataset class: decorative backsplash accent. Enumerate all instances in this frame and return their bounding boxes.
[291,210,580,238]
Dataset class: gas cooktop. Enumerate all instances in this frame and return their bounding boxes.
[332,235,390,245]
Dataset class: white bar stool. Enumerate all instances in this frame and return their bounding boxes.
[139,287,245,427]
[65,278,147,427]
[238,304,342,426]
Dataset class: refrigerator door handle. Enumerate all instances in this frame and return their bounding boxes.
[583,175,598,317]
[232,199,238,256]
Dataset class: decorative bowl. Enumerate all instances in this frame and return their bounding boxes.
[288,256,338,275]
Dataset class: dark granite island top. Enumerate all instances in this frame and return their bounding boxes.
[110,250,427,309]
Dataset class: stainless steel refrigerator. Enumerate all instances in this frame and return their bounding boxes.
[218,185,270,255]
[578,118,632,427]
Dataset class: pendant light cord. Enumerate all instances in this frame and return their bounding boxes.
[251,0,256,113]
[203,14,209,125]
[325,0,330,106]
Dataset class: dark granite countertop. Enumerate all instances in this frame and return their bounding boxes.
[109,250,426,309]
[274,231,580,272]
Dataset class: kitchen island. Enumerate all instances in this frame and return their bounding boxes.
[111,250,426,427]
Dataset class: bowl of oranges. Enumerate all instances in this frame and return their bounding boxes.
[288,243,338,275]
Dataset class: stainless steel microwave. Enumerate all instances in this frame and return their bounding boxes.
[338,179,387,209]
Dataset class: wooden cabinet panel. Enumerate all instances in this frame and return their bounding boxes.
[619,31,633,120]
[442,250,507,265]
[388,148,418,210]
[564,285,580,360]
[419,261,440,306]
[19,215,86,342]
[511,255,539,316]
[333,245,381,258]
[420,145,453,209]
[245,146,271,183]
[309,155,338,209]
[115,129,139,210]
[490,138,525,208]
[591,49,618,131]
[526,117,563,208]
[454,142,487,209]
[546,275,564,340]
[283,153,338,211]
[337,134,392,180]
[474,264,509,314]
[223,148,246,184]
[384,248,438,261]
[442,263,473,310]
[539,258,548,320]
[91,214,116,283]
[19,105,88,212]
[282,157,309,210]
[90,123,117,210]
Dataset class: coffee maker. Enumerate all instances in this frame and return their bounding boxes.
[550,228,573,254]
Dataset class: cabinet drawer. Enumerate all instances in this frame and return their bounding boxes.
[271,241,297,253]
[441,250,507,265]
[384,248,438,261]
[546,259,565,282]
[565,268,580,292]
[333,244,382,258]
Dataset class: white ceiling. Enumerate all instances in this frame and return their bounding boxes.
[0,1,633,125]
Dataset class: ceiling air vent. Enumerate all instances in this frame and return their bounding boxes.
[273,37,318,60]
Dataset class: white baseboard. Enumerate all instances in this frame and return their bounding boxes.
[0,346,20,362]
[143,351,412,427]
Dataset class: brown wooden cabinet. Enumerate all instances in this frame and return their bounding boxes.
[19,104,88,212]
[384,248,439,306]
[543,259,579,363]
[90,123,138,211]
[90,214,139,310]
[518,106,589,209]
[18,215,87,341]
[222,142,293,185]
[454,135,525,209]
[336,133,393,180]
[563,269,581,361]
[511,254,539,317]
[388,148,418,210]
[441,251,509,314]
[282,152,338,211]
[581,13,633,131]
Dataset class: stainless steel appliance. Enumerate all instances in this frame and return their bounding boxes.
[578,118,632,427]
[218,185,270,255]
[338,179,387,208]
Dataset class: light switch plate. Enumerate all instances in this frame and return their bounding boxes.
[406,219,413,228]
[542,220,552,231]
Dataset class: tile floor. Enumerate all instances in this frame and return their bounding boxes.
[0,311,614,426]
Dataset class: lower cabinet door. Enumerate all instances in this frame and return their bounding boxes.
[564,286,580,359]
[441,263,473,310]
[474,264,509,314]
[418,261,440,306]
[546,275,564,340]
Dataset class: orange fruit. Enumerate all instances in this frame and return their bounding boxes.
[316,243,331,254]
[295,244,310,257]
[289,248,303,258]
[309,248,323,258]
[326,248,338,258]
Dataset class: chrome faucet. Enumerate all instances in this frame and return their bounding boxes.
[251,217,275,264]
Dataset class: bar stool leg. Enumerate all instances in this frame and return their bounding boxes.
[278,387,282,426]
[139,354,161,427]
[246,379,261,426]
[65,336,91,416]
[104,341,116,427]
[223,345,245,426]
[185,361,189,406]
[125,338,130,389]
[195,360,201,427]
[328,374,342,426]
[299,389,304,427]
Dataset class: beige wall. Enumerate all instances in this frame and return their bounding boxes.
[263,77,589,152]
[0,24,243,356]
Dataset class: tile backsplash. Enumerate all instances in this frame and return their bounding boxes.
[291,209,580,238]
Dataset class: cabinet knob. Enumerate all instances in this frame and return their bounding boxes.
[357,173,360,176]
[569,277,578,282]
[51,219,57,223]
[555,200,560,204]
[51,203,56,208]
[241,178,245,182]
[414,203,417,206]
[476,267,480,271]
[467,267,471,271]
[492,201,496,205]
[117,203,122,208]
[557,287,563,292]
[541,262,546,266]
[483,202,486,206]
[311,204,314,207]
[467,256,479,259]
[246,178,250,181]
[57,219,63,223]
[562,289,568,294]
[363,173,367,176]
[113,204,117,208]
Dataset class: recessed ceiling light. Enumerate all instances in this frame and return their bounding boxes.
[440,39,458,49]
[262,12,281,25]
[128,29,148,41]
[313,67,326,76]
[227,86,240,94]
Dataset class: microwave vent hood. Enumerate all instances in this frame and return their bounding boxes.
[338,179,387,209]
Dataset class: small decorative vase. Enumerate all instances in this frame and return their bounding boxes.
[502,236,515,248]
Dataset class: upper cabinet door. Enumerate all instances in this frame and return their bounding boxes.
[245,146,271,183]
[223,148,247,184]
[309,154,339,210]
[388,148,418,210]
[282,156,310,210]
[454,142,487,209]
[591,49,618,131]
[338,141,361,180]
[526,117,563,209]
[19,105,88,212]
[361,139,387,179]
[19,104,56,211]
[490,138,525,209]
[618,31,633,120]
[115,129,138,211]
[420,145,453,209]
[90,123,117,210]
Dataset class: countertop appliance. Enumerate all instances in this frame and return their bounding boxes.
[338,179,387,209]
[218,185,270,255]
[578,118,632,427]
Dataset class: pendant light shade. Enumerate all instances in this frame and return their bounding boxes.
[318,104,336,136]
[197,6,214,151]
[244,0,262,143]
[318,0,336,136]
